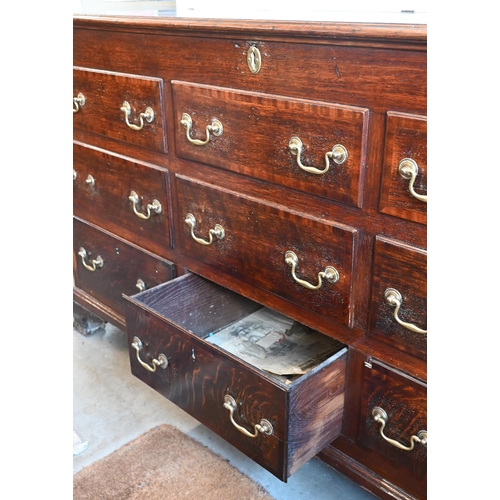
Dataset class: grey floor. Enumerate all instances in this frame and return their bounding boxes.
[73,321,378,500]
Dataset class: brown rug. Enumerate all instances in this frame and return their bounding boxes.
[73,424,275,500]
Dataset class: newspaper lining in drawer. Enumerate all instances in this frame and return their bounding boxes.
[123,272,348,480]
[206,308,345,381]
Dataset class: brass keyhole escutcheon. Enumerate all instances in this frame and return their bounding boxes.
[247,45,261,74]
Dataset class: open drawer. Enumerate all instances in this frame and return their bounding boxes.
[123,272,347,481]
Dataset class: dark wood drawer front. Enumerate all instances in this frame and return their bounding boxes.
[74,29,427,114]
[359,359,426,495]
[73,218,175,318]
[368,237,427,360]
[73,143,172,256]
[73,67,166,152]
[123,273,347,481]
[172,81,369,208]
[379,112,427,224]
[175,174,357,326]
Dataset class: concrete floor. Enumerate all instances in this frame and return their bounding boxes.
[73,321,378,500]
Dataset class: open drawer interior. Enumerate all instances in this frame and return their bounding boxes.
[129,272,346,385]
[124,272,348,480]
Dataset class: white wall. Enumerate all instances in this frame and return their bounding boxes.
[76,1,176,15]
[76,1,427,23]
[176,1,427,23]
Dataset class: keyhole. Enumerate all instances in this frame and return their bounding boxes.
[247,46,261,74]
[250,52,256,71]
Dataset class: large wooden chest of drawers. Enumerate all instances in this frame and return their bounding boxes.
[73,15,427,499]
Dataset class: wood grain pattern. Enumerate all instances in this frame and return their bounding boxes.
[73,142,172,257]
[73,218,175,317]
[359,359,427,497]
[174,174,357,327]
[123,272,346,481]
[73,67,167,152]
[368,237,427,360]
[73,286,126,328]
[287,350,346,475]
[379,112,427,224]
[319,350,426,500]
[318,443,420,500]
[73,28,426,115]
[135,273,262,337]
[172,81,369,208]
[73,16,427,499]
[125,299,287,477]
[74,16,427,48]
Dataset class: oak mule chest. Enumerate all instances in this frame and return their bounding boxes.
[73,15,427,500]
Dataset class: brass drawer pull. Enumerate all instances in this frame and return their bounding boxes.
[85,174,95,187]
[136,279,146,292]
[285,250,339,290]
[288,136,348,175]
[129,190,162,220]
[372,407,427,451]
[398,158,427,203]
[121,101,155,131]
[384,288,427,334]
[185,213,225,245]
[180,113,223,146]
[223,395,273,438]
[78,247,104,272]
[73,92,85,113]
[131,336,168,372]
